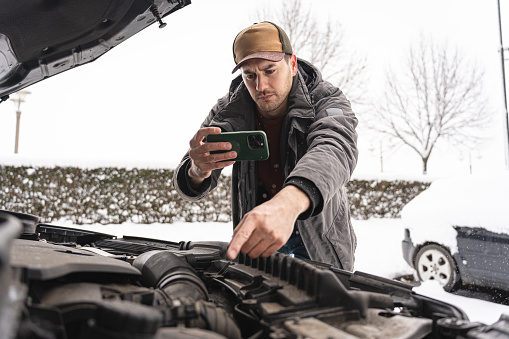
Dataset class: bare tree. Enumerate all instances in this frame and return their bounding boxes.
[253,0,368,105]
[368,36,491,175]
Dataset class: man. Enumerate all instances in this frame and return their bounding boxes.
[173,22,358,270]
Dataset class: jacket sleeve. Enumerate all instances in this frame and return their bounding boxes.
[286,82,358,216]
[171,93,231,201]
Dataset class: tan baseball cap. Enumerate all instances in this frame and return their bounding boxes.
[232,22,293,74]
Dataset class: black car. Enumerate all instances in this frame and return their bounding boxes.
[1,1,509,338]
[402,173,509,292]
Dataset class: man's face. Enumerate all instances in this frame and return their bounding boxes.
[240,54,298,119]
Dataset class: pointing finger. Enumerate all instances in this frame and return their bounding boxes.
[227,221,255,260]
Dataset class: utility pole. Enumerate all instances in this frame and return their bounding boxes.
[497,0,509,169]
[9,90,31,154]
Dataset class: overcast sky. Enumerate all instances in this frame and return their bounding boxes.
[1,0,508,178]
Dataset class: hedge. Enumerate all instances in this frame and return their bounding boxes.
[0,166,429,224]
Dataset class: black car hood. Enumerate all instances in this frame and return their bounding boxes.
[0,0,190,100]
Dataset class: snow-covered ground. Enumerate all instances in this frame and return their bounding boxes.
[60,217,509,326]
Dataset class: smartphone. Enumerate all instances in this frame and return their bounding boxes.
[204,131,270,161]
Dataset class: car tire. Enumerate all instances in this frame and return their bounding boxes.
[415,244,461,292]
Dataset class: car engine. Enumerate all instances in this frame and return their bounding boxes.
[1,210,508,339]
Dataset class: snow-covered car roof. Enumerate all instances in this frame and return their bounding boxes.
[401,171,509,252]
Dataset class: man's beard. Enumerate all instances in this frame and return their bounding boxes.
[256,92,284,115]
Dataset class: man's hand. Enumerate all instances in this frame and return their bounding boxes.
[188,127,237,188]
[226,185,310,260]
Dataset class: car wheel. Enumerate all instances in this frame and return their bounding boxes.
[415,244,461,292]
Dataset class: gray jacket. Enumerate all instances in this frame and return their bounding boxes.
[173,59,358,270]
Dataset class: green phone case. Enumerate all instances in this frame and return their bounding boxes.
[205,131,270,161]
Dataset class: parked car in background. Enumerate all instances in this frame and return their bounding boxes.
[402,172,509,292]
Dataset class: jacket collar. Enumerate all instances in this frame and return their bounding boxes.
[212,80,256,132]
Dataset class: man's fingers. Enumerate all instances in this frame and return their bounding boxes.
[228,234,283,260]
[190,145,235,164]
[244,238,277,259]
[238,228,264,256]
[189,127,222,148]
[189,136,235,167]
[227,221,256,260]
[228,209,291,260]
[200,140,233,154]
[260,243,282,258]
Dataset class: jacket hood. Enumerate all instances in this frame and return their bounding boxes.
[296,58,323,93]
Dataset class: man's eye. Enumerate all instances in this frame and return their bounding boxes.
[266,69,275,75]
[245,74,255,80]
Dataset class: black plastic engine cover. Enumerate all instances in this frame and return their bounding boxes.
[10,239,140,281]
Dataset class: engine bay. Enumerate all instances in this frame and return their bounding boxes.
[2,210,508,339]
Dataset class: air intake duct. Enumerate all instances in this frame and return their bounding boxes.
[133,250,208,301]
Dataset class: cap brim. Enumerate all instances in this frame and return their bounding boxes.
[231,51,286,73]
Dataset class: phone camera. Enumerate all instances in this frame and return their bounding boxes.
[248,134,264,149]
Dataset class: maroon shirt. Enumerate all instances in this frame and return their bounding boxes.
[254,111,285,198]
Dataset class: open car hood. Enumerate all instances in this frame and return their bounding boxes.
[0,0,190,101]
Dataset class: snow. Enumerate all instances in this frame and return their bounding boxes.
[414,281,509,325]
[57,217,509,326]
[401,171,509,254]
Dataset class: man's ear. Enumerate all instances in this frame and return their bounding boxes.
[290,54,298,76]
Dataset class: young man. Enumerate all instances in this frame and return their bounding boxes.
[173,22,358,270]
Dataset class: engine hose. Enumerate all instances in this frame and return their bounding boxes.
[133,251,241,338]
[133,250,208,301]
[183,299,242,339]
[159,270,208,302]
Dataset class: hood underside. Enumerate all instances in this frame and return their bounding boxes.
[0,0,190,100]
